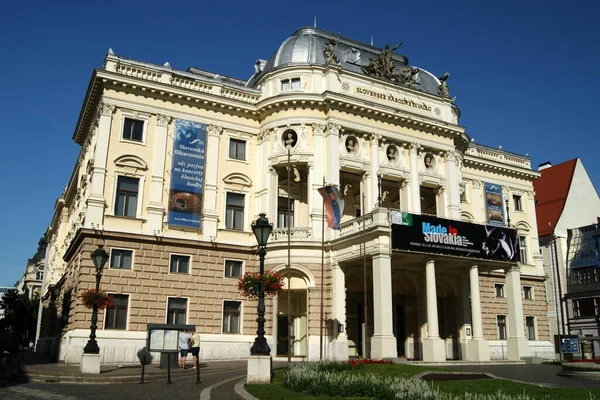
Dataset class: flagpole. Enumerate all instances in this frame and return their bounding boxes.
[286,144,292,365]
[362,190,369,359]
[320,177,326,360]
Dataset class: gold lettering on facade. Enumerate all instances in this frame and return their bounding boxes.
[355,87,432,112]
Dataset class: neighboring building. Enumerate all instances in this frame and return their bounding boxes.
[533,159,600,355]
[564,223,600,350]
[0,286,13,320]
[37,27,551,365]
[16,234,47,300]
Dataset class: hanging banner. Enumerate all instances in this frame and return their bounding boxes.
[390,211,520,262]
[168,119,206,229]
[484,182,505,226]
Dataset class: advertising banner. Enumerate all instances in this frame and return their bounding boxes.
[390,211,520,262]
[168,119,206,229]
[484,182,505,226]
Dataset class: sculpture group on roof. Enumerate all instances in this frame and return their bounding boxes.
[361,43,421,89]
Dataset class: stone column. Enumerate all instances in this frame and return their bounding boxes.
[422,260,445,361]
[202,124,222,240]
[256,129,271,215]
[466,265,490,361]
[331,263,349,360]
[505,266,530,360]
[325,123,341,186]
[369,134,381,212]
[445,151,462,219]
[370,253,397,359]
[85,102,115,229]
[311,124,326,241]
[146,114,171,234]
[269,167,279,222]
[472,180,484,223]
[409,143,421,213]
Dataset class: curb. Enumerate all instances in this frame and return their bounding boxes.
[235,378,259,400]
[200,374,245,400]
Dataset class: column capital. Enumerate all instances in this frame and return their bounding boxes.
[369,133,383,144]
[472,179,482,189]
[97,102,115,117]
[207,124,223,137]
[409,142,421,154]
[504,265,521,274]
[156,114,171,127]
[325,122,341,137]
[312,123,326,137]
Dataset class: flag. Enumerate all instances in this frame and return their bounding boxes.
[318,185,344,230]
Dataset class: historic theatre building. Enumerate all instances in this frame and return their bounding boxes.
[37,27,553,364]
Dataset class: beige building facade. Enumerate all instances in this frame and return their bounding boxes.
[37,27,552,364]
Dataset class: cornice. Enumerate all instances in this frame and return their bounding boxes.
[463,156,540,181]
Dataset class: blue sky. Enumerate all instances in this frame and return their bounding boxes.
[1,0,598,286]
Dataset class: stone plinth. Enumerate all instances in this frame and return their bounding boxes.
[80,353,101,374]
[247,355,271,384]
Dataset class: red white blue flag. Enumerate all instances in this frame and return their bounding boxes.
[318,185,344,230]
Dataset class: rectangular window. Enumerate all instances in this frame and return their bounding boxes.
[277,196,294,228]
[229,139,246,161]
[519,236,528,264]
[495,283,505,298]
[170,255,190,274]
[513,195,523,211]
[225,193,245,230]
[167,298,187,324]
[223,301,241,333]
[110,249,133,269]
[526,316,535,340]
[105,294,128,330]
[123,118,144,142]
[281,77,301,91]
[523,286,533,300]
[115,176,139,217]
[574,298,596,317]
[497,315,507,340]
[420,186,437,216]
[225,260,243,278]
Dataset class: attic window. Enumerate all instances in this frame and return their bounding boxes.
[281,78,301,91]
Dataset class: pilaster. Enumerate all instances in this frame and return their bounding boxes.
[203,124,223,239]
[146,114,171,233]
[466,265,489,361]
[505,266,530,360]
[409,143,421,213]
[84,101,115,229]
[331,263,349,360]
[370,253,397,359]
[324,123,341,186]
[445,151,461,219]
[369,133,381,212]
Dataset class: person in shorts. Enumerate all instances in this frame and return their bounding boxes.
[190,330,201,369]
[178,329,192,369]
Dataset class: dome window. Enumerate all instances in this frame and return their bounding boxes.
[281,77,301,91]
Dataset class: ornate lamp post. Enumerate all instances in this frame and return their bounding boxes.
[376,171,382,207]
[250,213,273,355]
[83,245,109,354]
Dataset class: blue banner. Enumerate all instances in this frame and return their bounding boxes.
[168,120,206,229]
[484,182,505,226]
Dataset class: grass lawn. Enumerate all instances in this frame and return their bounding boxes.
[245,364,600,400]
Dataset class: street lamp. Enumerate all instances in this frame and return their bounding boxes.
[376,171,382,207]
[250,213,273,355]
[83,244,109,354]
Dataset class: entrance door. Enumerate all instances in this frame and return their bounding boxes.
[395,304,406,357]
[277,315,289,356]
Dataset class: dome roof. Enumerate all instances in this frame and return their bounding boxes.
[247,27,441,96]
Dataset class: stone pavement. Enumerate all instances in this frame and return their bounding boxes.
[3,351,600,399]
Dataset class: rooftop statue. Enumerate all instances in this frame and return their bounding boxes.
[323,39,340,66]
[438,72,455,101]
[362,42,424,90]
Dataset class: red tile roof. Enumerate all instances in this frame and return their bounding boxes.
[533,159,578,237]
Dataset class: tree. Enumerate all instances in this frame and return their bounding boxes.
[0,288,40,345]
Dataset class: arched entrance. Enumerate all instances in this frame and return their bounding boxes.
[274,266,313,357]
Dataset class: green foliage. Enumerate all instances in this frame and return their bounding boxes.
[0,288,39,344]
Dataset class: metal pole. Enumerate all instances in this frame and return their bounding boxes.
[286,145,292,365]
[83,270,102,354]
[362,191,369,359]
[250,246,270,355]
[553,238,566,336]
[320,177,325,360]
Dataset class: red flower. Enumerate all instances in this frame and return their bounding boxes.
[80,289,114,310]
[237,271,285,299]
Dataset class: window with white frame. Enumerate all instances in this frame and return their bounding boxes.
[115,176,139,217]
[495,283,505,298]
[170,254,190,274]
[105,294,128,329]
[277,196,294,228]
[497,315,507,340]
[225,193,245,230]
[525,316,536,340]
[122,118,144,142]
[281,77,301,91]
[167,298,187,324]
[513,194,523,211]
[223,301,241,333]
[523,286,533,300]
[110,249,133,269]
[229,139,246,161]
[224,260,242,278]
[519,236,528,264]
[36,266,44,281]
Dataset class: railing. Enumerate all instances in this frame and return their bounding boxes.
[568,268,600,286]
[115,64,161,82]
[270,227,312,242]
[171,76,213,93]
[466,144,531,169]
[339,208,389,238]
[220,87,261,104]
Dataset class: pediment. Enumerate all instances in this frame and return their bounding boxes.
[223,172,252,187]
[114,155,148,170]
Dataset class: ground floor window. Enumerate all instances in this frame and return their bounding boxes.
[223,301,241,333]
[497,315,507,340]
[105,294,128,329]
[167,298,187,324]
[526,316,535,340]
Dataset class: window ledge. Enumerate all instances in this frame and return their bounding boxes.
[106,214,147,222]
